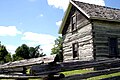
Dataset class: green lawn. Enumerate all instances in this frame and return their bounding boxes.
[87,72,120,80]
[0,69,119,80]
[27,68,120,80]
[61,69,120,80]
[61,69,93,76]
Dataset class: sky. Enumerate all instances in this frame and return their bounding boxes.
[0,0,120,56]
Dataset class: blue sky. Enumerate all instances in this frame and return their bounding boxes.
[0,0,120,55]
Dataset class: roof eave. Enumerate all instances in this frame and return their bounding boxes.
[59,0,90,34]
[70,0,90,18]
[90,17,120,23]
[58,3,72,34]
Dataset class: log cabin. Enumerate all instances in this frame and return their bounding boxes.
[59,0,120,61]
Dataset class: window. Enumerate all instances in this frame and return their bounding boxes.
[72,14,77,31]
[72,43,79,58]
[108,37,118,58]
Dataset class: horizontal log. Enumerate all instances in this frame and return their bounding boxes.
[0,55,56,69]
[96,57,110,60]
[0,67,24,74]
[94,40,108,43]
[94,32,120,37]
[95,46,109,50]
[101,76,120,80]
[1,67,120,79]
[96,55,110,58]
[96,52,109,55]
[63,67,120,80]
[94,33,108,37]
[0,74,44,79]
[63,52,73,57]
[31,58,120,75]
[94,37,108,41]
[63,49,72,53]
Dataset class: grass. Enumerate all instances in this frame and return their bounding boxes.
[0,68,119,80]
[0,79,14,80]
[61,69,120,80]
[61,69,93,76]
[87,72,120,80]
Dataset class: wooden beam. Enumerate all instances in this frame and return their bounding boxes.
[31,58,120,75]
[62,67,120,80]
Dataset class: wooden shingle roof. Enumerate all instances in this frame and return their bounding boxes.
[73,0,120,21]
[59,0,120,34]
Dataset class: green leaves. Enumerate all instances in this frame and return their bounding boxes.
[0,42,46,62]
[15,44,30,59]
[51,36,63,62]
[0,43,10,63]
[13,44,46,61]
[51,36,63,55]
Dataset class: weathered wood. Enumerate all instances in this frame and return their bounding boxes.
[0,55,57,76]
[0,58,120,79]
[0,55,55,70]
[62,67,120,80]
[0,67,24,74]
[31,58,120,76]
[0,74,43,79]
[62,7,93,61]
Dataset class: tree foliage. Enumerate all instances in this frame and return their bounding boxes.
[13,44,46,61]
[29,45,46,58]
[51,36,63,62]
[51,36,63,55]
[12,54,23,61]
[0,42,11,63]
[5,53,12,63]
[15,44,30,59]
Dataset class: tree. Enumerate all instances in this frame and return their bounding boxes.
[5,53,12,63]
[15,44,30,59]
[29,45,46,58]
[0,42,10,63]
[12,54,23,61]
[51,36,63,62]
[13,44,46,61]
[51,36,63,55]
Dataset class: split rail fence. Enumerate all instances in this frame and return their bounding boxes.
[0,57,120,80]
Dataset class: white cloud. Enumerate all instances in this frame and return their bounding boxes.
[47,0,105,11]
[56,20,62,27]
[21,32,56,55]
[41,44,54,56]
[0,26,22,36]
[6,45,17,54]
[37,14,44,18]
[75,0,105,6]
[47,0,69,11]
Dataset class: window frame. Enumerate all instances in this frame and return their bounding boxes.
[72,42,79,59]
[108,37,118,58]
[71,14,77,32]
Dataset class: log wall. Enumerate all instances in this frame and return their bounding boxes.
[62,8,94,61]
[93,20,120,60]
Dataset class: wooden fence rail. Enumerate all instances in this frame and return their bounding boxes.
[31,58,120,75]
[62,67,120,80]
[0,58,120,79]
